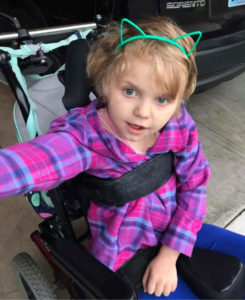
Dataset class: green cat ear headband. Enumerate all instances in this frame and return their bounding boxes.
[115,18,202,58]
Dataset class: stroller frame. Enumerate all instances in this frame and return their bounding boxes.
[1,13,245,299]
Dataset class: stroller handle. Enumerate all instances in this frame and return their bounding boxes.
[0,22,97,42]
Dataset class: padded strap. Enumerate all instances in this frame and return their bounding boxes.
[80,151,174,206]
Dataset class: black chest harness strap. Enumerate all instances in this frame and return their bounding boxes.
[80,151,174,206]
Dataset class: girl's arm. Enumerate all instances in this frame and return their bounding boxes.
[143,107,209,297]
[160,105,210,257]
[0,110,97,198]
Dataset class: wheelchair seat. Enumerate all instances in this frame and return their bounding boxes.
[49,39,245,299]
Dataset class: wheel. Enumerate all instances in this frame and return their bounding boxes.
[12,252,57,300]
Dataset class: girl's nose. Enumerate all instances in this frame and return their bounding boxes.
[133,100,151,119]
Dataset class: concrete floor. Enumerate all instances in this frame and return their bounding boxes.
[0,72,245,298]
[187,73,245,227]
[227,211,245,235]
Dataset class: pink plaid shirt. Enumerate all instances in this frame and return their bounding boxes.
[0,99,210,270]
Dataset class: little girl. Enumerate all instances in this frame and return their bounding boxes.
[0,17,245,299]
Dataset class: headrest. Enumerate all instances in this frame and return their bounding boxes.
[62,39,91,110]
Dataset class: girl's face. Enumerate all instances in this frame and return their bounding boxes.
[103,56,180,152]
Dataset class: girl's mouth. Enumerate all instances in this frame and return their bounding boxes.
[127,122,146,133]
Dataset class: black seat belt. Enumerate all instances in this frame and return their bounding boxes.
[80,151,174,206]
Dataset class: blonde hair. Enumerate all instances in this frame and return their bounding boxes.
[87,16,197,103]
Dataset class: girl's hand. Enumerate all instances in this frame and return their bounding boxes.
[142,245,179,297]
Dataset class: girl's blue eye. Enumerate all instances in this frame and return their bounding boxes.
[124,88,136,96]
[156,97,168,105]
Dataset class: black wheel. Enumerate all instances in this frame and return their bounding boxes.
[12,252,57,300]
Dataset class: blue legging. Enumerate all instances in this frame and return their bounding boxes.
[138,223,245,299]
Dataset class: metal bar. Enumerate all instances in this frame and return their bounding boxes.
[0,50,30,123]
[0,22,97,42]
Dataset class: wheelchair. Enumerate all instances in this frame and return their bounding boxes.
[0,12,245,299]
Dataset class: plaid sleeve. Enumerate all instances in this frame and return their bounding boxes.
[0,110,96,198]
[160,106,210,256]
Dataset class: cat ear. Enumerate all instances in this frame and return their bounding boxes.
[117,18,202,58]
[172,31,202,57]
[120,18,146,43]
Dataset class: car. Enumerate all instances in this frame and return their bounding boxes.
[1,0,245,92]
